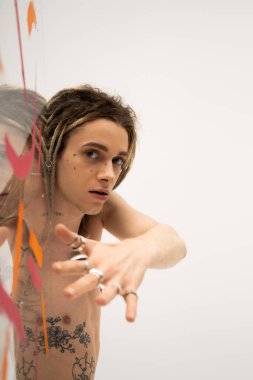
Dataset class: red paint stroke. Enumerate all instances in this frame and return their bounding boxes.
[0,328,10,380]
[37,121,42,173]
[29,229,43,267]
[28,255,42,291]
[0,56,3,73]
[41,291,49,354]
[4,133,35,179]
[0,281,25,342]
[4,91,37,179]
[27,1,37,35]
[12,201,24,293]
[14,0,27,100]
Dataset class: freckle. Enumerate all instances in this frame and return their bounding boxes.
[73,167,76,170]
[90,169,93,173]
[63,315,71,324]
[73,153,77,157]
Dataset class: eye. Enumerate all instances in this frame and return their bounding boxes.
[112,156,126,167]
[86,150,99,159]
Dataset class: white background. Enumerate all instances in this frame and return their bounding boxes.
[0,1,253,379]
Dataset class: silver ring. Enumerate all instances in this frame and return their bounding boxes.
[71,235,86,251]
[66,234,79,246]
[72,246,85,254]
[123,289,138,300]
[70,256,89,272]
[89,268,104,284]
[107,281,122,295]
[70,254,88,261]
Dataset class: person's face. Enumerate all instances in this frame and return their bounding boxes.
[55,118,129,215]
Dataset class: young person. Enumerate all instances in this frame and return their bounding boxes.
[1,85,186,379]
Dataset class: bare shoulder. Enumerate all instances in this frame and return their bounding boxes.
[102,192,158,240]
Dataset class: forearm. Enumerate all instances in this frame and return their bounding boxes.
[133,223,187,270]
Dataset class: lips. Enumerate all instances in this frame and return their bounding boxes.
[89,189,109,196]
[88,189,109,201]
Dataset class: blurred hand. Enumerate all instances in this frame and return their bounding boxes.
[52,224,149,322]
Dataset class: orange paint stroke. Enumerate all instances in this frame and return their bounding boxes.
[28,255,42,291]
[41,291,49,354]
[0,281,25,342]
[0,328,10,380]
[12,201,24,293]
[29,229,43,267]
[27,1,37,35]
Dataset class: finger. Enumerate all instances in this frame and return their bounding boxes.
[64,273,100,299]
[54,223,97,254]
[0,226,9,246]
[125,294,138,323]
[52,260,89,275]
[96,281,121,306]
[54,223,79,245]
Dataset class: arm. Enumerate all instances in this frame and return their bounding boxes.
[103,192,187,269]
[53,193,186,322]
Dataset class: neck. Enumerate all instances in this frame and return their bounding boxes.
[23,181,85,241]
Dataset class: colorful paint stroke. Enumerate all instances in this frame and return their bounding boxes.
[29,229,43,267]
[40,291,49,354]
[4,134,35,179]
[0,328,10,380]
[28,255,42,291]
[27,1,37,35]
[0,281,24,342]
[12,201,24,292]
[0,56,3,73]
[4,86,38,179]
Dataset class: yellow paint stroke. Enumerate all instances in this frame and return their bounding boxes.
[1,328,10,380]
[41,291,48,354]
[29,229,43,267]
[12,201,24,293]
[27,1,37,35]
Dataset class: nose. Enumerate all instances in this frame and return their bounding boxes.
[97,162,116,183]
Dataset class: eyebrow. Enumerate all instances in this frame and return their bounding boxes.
[82,142,128,157]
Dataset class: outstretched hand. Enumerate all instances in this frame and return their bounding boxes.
[52,224,149,322]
